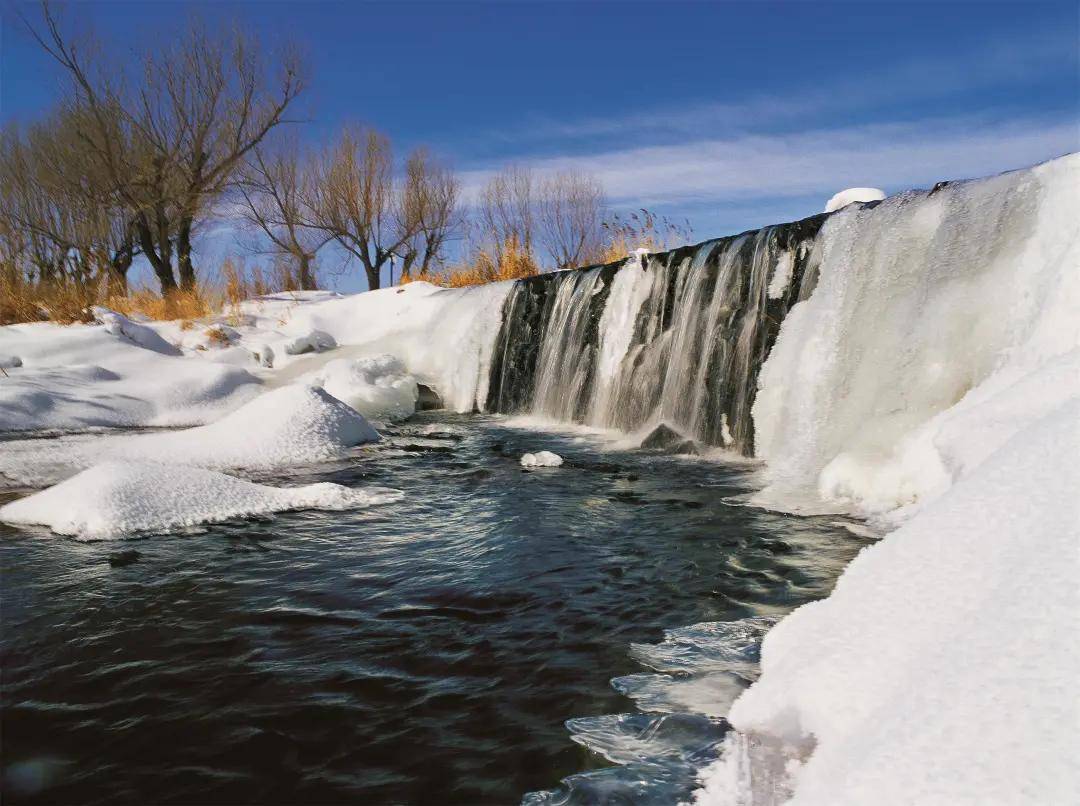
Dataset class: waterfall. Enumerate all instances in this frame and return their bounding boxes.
[485,213,829,454]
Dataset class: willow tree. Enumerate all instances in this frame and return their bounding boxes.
[312,127,459,290]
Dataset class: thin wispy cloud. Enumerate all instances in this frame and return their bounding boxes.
[459,115,1079,211]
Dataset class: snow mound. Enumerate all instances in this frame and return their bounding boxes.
[304,354,418,422]
[698,399,1080,805]
[91,307,182,355]
[0,384,380,487]
[520,450,563,468]
[823,187,885,213]
[0,461,403,539]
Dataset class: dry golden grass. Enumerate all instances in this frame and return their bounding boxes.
[1,275,102,325]
[0,257,294,327]
[405,237,541,289]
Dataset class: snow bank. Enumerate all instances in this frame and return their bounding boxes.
[697,154,1080,804]
[0,320,259,432]
[302,354,418,422]
[0,384,379,487]
[520,450,563,468]
[239,280,511,411]
[0,461,403,539]
[823,187,885,213]
[697,399,1080,805]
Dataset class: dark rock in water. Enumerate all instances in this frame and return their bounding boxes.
[640,423,687,451]
[489,442,505,454]
[399,443,454,454]
[564,459,621,473]
[416,384,443,411]
[672,440,700,456]
[462,468,493,481]
[107,550,141,568]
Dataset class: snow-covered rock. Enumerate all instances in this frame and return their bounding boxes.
[0,354,21,369]
[0,461,403,539]
[520,450,563,468]
[0,384,380,487]
[283,329,337,355]
[303,354,418,422]
[91,306,182,356]
[823,187,885,213]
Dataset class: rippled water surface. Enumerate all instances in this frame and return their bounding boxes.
[1,414,869,805]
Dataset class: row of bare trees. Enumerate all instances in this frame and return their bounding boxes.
[0,3,631,302]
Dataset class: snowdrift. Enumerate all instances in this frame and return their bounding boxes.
[0,384,379,488]
[0,461,403,539]
[0,319,260,432]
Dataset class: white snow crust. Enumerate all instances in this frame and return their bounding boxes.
[0,461,403,539]
[823,187,885,212]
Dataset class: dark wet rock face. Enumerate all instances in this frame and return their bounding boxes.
[416,384,444,411]
[640,424,688,451]
[484,213,828,455]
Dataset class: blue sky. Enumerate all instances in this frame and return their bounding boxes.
[2,1,1078,290]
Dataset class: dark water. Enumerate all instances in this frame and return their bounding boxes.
[0,413,869,805]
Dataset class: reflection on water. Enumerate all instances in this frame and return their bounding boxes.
[0,413,869,805]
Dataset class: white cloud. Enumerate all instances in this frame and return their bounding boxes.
[460,116,1079,209]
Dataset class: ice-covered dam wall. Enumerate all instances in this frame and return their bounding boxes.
[484,212,831,455]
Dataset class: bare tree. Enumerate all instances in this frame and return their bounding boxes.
[28,3,304,295]
[479,165,535,263]
[312,126,447,290]
[0,114,137,292]
[237,138,327,289]
[399,148,459,278]
[537,170,605,269]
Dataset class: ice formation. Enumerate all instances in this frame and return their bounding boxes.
[0,461,403,539]
[753,154,1080,518]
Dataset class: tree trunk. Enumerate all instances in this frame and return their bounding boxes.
[136,217,177,295]
[177,217,196,292]
[109,253,132,296]
[364,261,380,291]
[298,254,315,290]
